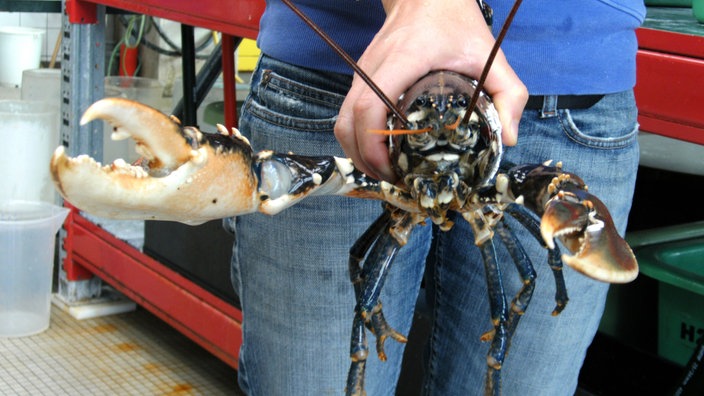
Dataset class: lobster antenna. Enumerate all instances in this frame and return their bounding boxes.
[463,0,524,125]
[281,0,410,126]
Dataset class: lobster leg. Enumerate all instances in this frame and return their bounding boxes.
[349,209,393,303]
[460,207,511,395]
[346,209,399,396]
[347,230,402,396]
[504,203,569,315]
[470,204,572,396]
[348,209,406,361]
[464,201,571,395]
[545,246,569,313]
[346,206,419,396]
[477,238,509,396]
[494,219,536,334]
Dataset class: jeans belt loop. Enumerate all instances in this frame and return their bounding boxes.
[538,95,558,118]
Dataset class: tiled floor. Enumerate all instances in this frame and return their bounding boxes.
[0,302,242,395]
[0,294,648,396]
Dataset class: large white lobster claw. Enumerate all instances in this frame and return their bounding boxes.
[50,98,387,225]
[50,98,261,224]
[540,189,638,283]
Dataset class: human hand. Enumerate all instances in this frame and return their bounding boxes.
[335,0,528,182]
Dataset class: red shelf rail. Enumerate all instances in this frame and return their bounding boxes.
[67,0,264,129]
[63,207,243,368]
[66,0,264,38]
[635,28,704,145]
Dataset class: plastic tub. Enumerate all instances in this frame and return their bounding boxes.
[0,100,59,203]
[21,68,61,104]
[636,236,704,365]
[0,27,45,87]
[0,201,69,337]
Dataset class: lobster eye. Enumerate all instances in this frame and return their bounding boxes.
[456,96,468,108]
[414,95,427,107]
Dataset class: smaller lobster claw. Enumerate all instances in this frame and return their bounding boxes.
[540,189,638,284]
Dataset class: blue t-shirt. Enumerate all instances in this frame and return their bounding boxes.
[257,0,646,95]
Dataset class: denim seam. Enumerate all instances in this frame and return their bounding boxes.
[423,233,446,395]
[243,99,338,132]
[266,78,346,109]
[557,109,639,150]
[261,69,347,108]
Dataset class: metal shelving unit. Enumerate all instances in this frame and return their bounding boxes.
[58,0,264,369]
[58,2,106,302]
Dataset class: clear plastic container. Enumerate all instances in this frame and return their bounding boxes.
[0,201,69,337]
[21,68,61,104]
[0,100,59,203]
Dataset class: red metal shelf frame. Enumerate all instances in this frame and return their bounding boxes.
[67,0,263,37]
[635,28,704,145]
[64,208,243,368]
[64,0,266,370]
[61,0,704,371]
[67,0,265,130]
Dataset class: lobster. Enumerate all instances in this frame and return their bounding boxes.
[50,0,638,394]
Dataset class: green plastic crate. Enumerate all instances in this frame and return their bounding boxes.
[637,236,704,365]
[645,0,692,6]
[695,0,704,22]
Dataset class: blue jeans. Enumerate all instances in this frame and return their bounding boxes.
[230,55,639,396]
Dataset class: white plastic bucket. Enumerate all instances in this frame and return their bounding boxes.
[0,27,45,87]
[0,100,59,203]
[0,200,69,337]
[21,68,61,104]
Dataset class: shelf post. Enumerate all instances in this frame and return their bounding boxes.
[57,0,106,302]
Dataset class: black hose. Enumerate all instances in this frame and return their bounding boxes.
[672,335,704,395]
[117,15,213,59]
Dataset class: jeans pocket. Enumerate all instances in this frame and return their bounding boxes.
[558,90,639,150]
[242,96,339,134]
[246,67,346,128]
[240,65,349,156]
[259,69,347,114]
